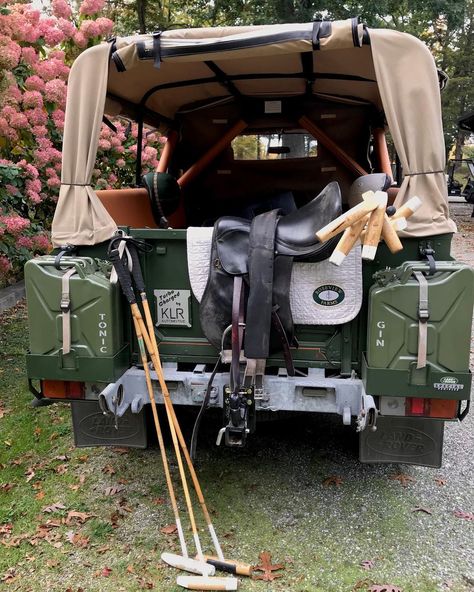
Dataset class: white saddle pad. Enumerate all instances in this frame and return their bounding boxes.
[187,226,362,325]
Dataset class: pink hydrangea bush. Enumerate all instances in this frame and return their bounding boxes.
[0,0,163,286]
[0,163,51,285]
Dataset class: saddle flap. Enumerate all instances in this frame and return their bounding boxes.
[215,217,251,275]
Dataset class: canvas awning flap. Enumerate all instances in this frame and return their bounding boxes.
[370,29,456,237]
[52,43,117,246]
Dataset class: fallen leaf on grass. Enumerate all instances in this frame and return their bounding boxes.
[54,454,69,462]
[411,506,433,515]
[46,559,59,568]
[389,473,415,487]
[368,586,402,592]
[127,565,135,574]
[35,491,45,501]
[0,483,15,492]
[453,509,474,521]
[104,485,125,496]
[68,474,86,491]
[65,588,84,592]
[34,427,42,439]
[96,544,111,554]
[77,454,89,463]
[0,524,13,536]
[353,579,375,591]
[101,566,112,577]
[111,447,129,454]
[25,468,36,482]
[102,464,116,475]
[322,476,343,487]
[152,497,165,505]
[253,551,285,581]
[66,531,90,548]
[43,502,66,514]
[434,476,447,486]
[360,559,375,570]
[66,511,95,525]
[138,578,154,589]
[55,464,68,475]
[1,567,17,584]
[160,524,177,535]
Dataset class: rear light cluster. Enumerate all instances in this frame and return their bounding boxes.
[380,396,458,419]
[41,380,85,399]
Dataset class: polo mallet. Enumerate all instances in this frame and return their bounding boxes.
[108,242,214,578]
[126,241,250,579]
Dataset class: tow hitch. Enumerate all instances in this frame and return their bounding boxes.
[217,384,255,447]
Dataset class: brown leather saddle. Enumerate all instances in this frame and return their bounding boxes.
[199,181,343,376]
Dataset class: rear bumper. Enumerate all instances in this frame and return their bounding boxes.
[91,363,377,431]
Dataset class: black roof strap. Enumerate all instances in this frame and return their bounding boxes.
[102,115,117,133]
[300,52,315,96]
[204,61,242,98]
[351,17,362,47]
[312,20,331,50]
[153,31,162,69]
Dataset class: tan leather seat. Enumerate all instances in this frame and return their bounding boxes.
[96,188,158,228]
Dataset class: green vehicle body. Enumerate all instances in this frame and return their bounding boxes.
[23,20,474,467]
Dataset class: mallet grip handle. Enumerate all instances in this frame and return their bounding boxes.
[201,555,253,577]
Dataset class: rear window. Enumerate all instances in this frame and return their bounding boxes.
[231,131,317,160]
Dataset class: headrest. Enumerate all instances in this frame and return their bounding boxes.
[142,172,181,228]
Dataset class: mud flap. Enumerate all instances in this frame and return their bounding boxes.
[71,400,147,448]
[359,416,444,468]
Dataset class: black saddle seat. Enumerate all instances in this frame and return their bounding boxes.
[215,181,342,276]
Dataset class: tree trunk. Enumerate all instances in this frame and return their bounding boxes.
[137,0,147,34]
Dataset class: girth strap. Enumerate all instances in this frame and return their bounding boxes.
[414,271,429,369]
[231,276,245,390]
[61,267,77,355]
[244,210,280,360]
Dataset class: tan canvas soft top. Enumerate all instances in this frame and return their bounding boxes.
[51,19,456,246]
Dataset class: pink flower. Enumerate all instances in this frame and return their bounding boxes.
[22,162,40,178]
[31,125,48,138]
[57,18,76,38]
[0,255,12,276]
[27,190,42,204]
[108,173,117,184]
[44,79,66,105]
[5,184,18,196]
[9,112,28,129]
[32,234,51,252]
[142,146,158,164]
[79,0,105,15]
[16,236,34,250]
[25,75,45,92]
[43,27,65,46]
[116,159,126,168]
[2,215,30,235]
[95,17,114,36]
[51,0,72,19]
[80,20,100,38]
[26,179,42,194]
[98,139,111,150]
[49,50,65,61]
[73,31,87,48]
[23,90,44,109]
[34,59,65,82]
[0,39,21,69]
[26,108,47,126]
[46,176,61,188]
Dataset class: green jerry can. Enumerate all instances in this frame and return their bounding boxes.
[25,256,129,383]
[364,261,474,398]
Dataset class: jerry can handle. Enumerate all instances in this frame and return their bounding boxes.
[34,257,94,279]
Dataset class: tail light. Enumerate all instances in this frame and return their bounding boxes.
[405,397,458,419]
[41,380,85,399]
